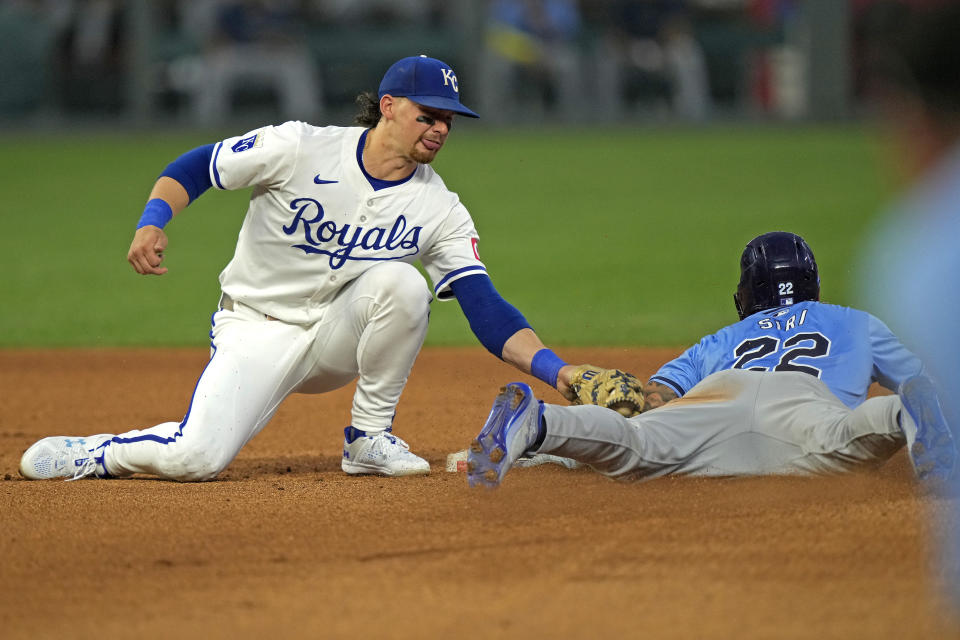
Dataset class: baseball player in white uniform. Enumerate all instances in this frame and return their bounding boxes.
[19,55,585,481]
[468,233,957,489]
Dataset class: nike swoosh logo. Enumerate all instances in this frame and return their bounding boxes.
[314,176,339,184]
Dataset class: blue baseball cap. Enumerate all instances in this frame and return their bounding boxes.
[378,55,479,118]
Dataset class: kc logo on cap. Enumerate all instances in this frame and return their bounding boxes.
[440,67,458,92]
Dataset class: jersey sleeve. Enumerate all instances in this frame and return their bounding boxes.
[648,325,738,396]
[209,121,304,191]
[649,340,707,397]
[868,313,925,390]
[420,200,487,300]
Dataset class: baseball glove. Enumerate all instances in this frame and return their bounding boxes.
[565,365,645,417]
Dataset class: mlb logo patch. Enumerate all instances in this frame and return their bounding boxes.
[232,131,262,153]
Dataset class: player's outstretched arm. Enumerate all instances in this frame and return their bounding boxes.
[500,328,581,398]
[127,177,190,276]
[449,275,584,398]
[464,281,644,415]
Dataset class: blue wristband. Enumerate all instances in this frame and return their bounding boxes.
[531,348,567,387]
[137,198,173,230]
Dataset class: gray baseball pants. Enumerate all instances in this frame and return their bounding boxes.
[538,370,906,481]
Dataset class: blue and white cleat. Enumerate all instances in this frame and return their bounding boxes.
[19,434,114,481]
[468,382,543,488]
[899,375,957,490]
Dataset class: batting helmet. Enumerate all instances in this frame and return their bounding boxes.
[734,232,820,320]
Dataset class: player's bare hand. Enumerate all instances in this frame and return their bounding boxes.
[127,225,169,275]
[642,381,677,411]
[556,364,580,401]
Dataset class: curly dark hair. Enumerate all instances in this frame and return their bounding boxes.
[354,91,382,128]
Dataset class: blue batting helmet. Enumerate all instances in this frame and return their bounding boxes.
[734,232,820,320]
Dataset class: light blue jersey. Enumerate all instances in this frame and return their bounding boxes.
[650,300,923,408]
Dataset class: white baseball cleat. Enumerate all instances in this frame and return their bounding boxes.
[19,434,115,481]
[467,382,544,488]
[341,427,430,477]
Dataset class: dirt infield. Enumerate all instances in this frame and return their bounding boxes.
[1,347,958,639]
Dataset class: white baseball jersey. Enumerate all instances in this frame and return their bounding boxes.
[208,122,487,324]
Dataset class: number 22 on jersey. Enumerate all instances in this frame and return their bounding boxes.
[733,332,831,376]
[732,309,831,376]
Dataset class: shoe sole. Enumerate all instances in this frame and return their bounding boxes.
[341,461,430,477]
[467,383,531,488]
[901,376,957,489]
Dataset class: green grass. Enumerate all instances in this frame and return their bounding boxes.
[0,125,892,348]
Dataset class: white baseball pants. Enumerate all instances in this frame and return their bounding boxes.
[539,370,907,481]
[101,262,431,481]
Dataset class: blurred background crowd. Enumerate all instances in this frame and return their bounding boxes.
[0,0,929,128]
